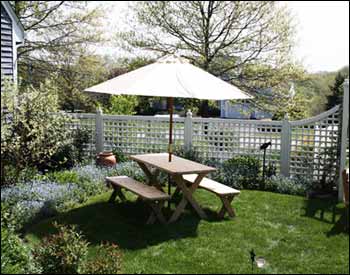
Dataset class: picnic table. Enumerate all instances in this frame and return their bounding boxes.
[130,153,216,223]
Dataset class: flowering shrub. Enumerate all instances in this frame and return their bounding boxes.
[265,175,311,196]
[34,222,89,274]
[1,226,41,274]
[1,180,80,230]
[72,162,146,183]
[82,242,122,274]
[1,79,71,185]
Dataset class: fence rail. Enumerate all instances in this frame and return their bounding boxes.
[64,81,348,199]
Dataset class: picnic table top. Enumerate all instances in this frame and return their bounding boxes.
[129,153,216,175]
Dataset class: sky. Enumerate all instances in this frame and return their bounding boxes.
[97,1,349,73]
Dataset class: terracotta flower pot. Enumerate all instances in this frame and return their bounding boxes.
[96,151,117,167]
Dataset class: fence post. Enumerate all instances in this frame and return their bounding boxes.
[280,115,291,177]
[95,107,104,154]
[184,110,193,151]
[339,79,349,201]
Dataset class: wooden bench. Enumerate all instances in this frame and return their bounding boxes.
[183,174,240,219]
[106,176,170,225]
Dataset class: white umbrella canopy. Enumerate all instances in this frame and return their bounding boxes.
[85,55,252,162]
[85,55,251,100]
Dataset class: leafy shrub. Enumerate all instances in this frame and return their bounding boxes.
[110,161,147,182]
[265,175,311,196]
[46,170,81,185]
[1,226,41,274]
[34,222,89,274]
[173,145,202,163]
[112,147,129,163]
[82,242,122,274]
[42,127,91,171]
[216,156,261,189]
[1,165,39,186]
[1,79,72,185]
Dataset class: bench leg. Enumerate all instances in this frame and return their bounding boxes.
[218,195,236,219]
[108,185,126,203]
[146,201,167,225]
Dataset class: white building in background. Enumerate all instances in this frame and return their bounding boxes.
[220,84,296,120]
[1,1,25,82]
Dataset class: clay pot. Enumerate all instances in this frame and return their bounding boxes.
[96,151,117,167]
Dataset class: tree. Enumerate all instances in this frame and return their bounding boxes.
[11,1,105,89]
[272,90,308,121]
[54,51,109,112]
[326,71,347,110]
[118,1,305,114]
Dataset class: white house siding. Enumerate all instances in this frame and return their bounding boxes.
[1,1,24,83]
[1,3,13,79]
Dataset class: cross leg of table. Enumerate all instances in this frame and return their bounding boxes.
[168,173,207,223]
[136,161,163,191]
[218,195,236,219]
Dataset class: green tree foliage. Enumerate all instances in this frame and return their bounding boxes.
[54,52,109,112]
[11,1,106,112]
[326,71,348,110]
[1,79,71,184]
[12,1,104,77]
[272,88,309,121]
[294,66,348,115]
[118,1,305,114]
[104,95,139,115]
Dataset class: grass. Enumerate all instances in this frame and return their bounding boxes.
[25,189,349,274]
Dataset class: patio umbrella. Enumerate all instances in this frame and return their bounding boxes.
[85,55,252,162]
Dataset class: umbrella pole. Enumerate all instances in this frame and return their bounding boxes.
[167,97,174,211]
[168,97,174,162]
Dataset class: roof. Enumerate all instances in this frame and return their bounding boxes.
[1,1,25,40]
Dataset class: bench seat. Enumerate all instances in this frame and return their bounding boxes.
[183,174,240,196]
[106,176,170,201]
[183,174,240,219]
[106,176,170,224]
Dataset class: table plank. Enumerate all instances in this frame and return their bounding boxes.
[130,153,216,175]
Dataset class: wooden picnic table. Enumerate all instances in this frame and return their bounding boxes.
[130,153,216,223]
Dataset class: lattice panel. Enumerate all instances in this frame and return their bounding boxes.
[290,106,340,183]
[65,113,96,156]
[192,118,283,169]
[103,116,185,154]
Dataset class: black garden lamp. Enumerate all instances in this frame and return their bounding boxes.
[260,141,272,186]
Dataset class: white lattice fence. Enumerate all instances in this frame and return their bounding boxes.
[102,115,185,154]
[63,107,342,182]
[191,118,283,169]
[65,113,97,155]
[289,106,341,183]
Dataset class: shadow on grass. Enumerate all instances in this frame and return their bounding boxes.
[27,200,207,250]
[302,197,349,236]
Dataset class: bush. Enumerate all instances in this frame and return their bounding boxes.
[1,165,39,186]
[216,156,261,189]
[34,222,89,274]
[1,79,72,185]
[82,242,122,274]
[42,127,91,171]
[265,175,311,196]
[112,147,129,163]
[173,145,202,163]
[1,226,41,274]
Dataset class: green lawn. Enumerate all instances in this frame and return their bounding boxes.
[25,189,349,274]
